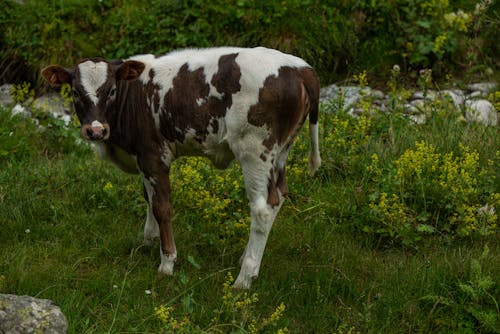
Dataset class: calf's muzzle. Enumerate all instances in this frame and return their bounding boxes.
[81,121,110,141]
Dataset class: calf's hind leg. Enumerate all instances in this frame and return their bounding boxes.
[142,183,160,246]
[233,154,286,289]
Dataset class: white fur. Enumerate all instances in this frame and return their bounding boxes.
[233,195,283,289]
[78,61,108,105]
[308,123,321,175]
[158,251,177,275]
[91,120,104,129]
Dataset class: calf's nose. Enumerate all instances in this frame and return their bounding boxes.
[81,121,110,141]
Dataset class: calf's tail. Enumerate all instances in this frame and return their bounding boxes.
[303,70,321,176]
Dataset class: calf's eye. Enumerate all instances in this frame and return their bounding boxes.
[109,88,116,98]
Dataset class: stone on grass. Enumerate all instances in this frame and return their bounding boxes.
[408,113,427,125]
[0,294,67,334]
[11,104,31,118]
[441,89,465,109]
[33,93,70,117]
[465,99,498,126]
[319,84,340,102]
[466,82,497,94]
[0,84,14,107]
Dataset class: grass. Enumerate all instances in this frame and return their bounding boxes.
[0,93,499,333]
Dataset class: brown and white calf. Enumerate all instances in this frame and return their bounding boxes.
[41,47,321,289]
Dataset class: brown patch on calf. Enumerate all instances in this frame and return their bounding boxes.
[267,169,280,207]
[211,53,241,96]
[161,64,210,142]
[161,54,241,143]
[106,79,161,152]
[155,198,175,256]
[137,157,176,257]
[276,167,288,198]
[247,66,309,150]
[267,166,289,207]
[299,67,320,124]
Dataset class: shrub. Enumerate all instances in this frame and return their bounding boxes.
[352,0,499,76]
[1,1,497,86]
[367,141,498,244]
[153,272,288,333]
[170,157,248,250]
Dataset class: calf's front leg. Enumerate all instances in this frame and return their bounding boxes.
[141,164,177,275]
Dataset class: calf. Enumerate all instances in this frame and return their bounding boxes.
[41,47,321,289]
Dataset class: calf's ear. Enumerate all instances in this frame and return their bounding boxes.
[41,65,71,86]
[116,60,145,81]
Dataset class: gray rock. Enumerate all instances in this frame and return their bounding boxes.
[372,98,388,112]
[33,93,71,117]
[412,91,425,100]
[468,91,483,99]
[339,86,368,109]
[371,89,385,100]
[441,89,465,109]
[11,104,31,118]
[403,102,423,115]
[0,294,67,334]
[466,82,497,94]
[319,85,371,111]
[0,84,14,107]
[319,84,340,102]
[408,113,427,125]
[410,99,426,112]
[412,90,437,101]
[465,99,498,126]
[348,107,364,117]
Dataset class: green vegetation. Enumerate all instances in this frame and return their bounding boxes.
[1,78,499,332]
[1,0,498,86]
[1,0,499,332]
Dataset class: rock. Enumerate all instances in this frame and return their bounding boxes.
[319,84,339,102]
[410,99,426,112]
[466,82,497,94]
[340,86,369,109]
[411,90,437,101]
[468,91,483,99]
[371,89,385,100]
[408,113,427,125]
[11,104,31,118]
[0,84,14,107]
[465,99,498,126]
[372,99,388,113]
[0,294,67,334]
[33,93,71,118]
[319,85,371,112]
[412,91,425,100]
[348,107,364,117]
[441,89,465,109]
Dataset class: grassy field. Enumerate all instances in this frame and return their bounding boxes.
[0,90,499,333]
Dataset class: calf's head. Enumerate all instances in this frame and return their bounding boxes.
[41,58,145,141]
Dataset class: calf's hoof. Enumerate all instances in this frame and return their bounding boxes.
[232,273,254,290]
[157,253,176,275]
